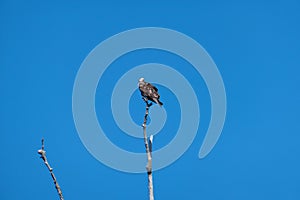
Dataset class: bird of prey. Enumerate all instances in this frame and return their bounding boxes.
[138,78,163,106]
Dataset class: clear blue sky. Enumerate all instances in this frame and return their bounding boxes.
[1,1,300,199]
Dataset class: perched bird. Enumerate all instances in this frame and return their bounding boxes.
[138,78,163,106]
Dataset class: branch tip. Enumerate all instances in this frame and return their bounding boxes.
[38,138,64,200]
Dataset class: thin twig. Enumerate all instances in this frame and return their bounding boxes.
[142,100,154,200]
[38,138,64,200]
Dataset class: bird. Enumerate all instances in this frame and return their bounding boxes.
[138,78,163,106]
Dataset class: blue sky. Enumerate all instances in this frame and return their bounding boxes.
[1,1,300,199]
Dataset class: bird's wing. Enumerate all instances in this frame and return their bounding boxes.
[145,82,158,92]
[139,82,161,102]
[146,83,160,98]
[150,84,158,92]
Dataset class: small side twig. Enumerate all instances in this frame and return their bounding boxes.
[142,99,154,200]
[38,138,64,200]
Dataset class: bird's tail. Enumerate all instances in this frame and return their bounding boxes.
[153,98,163,106]
[158,100,163,106]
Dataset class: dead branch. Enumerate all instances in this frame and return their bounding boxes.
[37,138,64,200]
[142,100,154,200]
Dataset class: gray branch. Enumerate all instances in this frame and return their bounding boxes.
[38,138,64,200]
[142,101,154,200]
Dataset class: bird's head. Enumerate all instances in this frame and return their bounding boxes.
[138,77,145,83]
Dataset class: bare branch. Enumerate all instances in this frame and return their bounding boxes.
[38,138,64,200]
[142,100,154,200]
